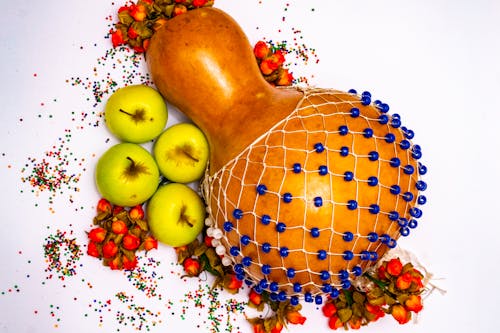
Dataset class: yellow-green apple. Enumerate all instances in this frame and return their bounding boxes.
[147,183,206,247]
[153,123,209,183]
[104,84,168,143]
[95,143,160,206]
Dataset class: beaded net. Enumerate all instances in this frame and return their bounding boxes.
[202,88,426,303]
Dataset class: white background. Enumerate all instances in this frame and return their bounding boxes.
[1,0,499,332]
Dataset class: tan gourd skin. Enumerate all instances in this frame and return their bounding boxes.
[146,8,303,173]
[146,7,419,294]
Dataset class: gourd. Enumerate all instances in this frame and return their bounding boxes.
[146,7,426,302]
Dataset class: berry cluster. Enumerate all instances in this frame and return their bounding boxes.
[110,0,214,53]
[322,257,425,330]
[253,41,294,86]
[87,198,158,270]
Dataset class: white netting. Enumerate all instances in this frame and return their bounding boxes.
[201,87,426,302]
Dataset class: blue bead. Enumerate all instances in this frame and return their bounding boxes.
[409,219,418,229]
[368,176,378,186]
[374,99,382,106]
[390,157,401,167]
[400,140,411,150]
[416,180,427,191]
[369,204,380,214]
[223,221,234,232]
[287,268,296,278]
[389,211,399,221]
[279,247,289,257]
[253,285,263,294]
[352,266,363,277]
[348,88,357,94]
[293,163,302,173]
[304,292,313,303]
[314,142,325,153]
[413,144,422,151]
[342,280,352,289]
[343,250,354,260]
[378,103,390,113]
[390,184,401,195]
[338,125,349,136]
[319,165,328,175]
[405,129,415,139]
[343,231,354,242]
[240,235,250,246]
[290,296,299,306]
[387,239,397,249]
[282,192,293,203]
[317,250,327,260]
[392,114,401,120]
[259,279,268,289]
[340,146,349,157]
[368,151,379,161]
[293,282,302,293]
[262,243,271,253]
[379,114,389,125]
[245,279,254,286]
[402,191,414,202]
[360,251,370,260]
[391,117,401,128]
[380,234,391,244]
[234,264,244,274]
[314,196,323,207]
[330,288,340,298]
[350,107,360,118]
[385,133,396,143]
[256,184,267,195]
[276,222,286,233]
[278,291,287,301]
[261,214,271,225]
[410,207,423,218]
[361,96,371,106]
[347,200,358,210]
[403,165,415,175]
[322,284,332,293]
[370,252,378,261]
[418,195,427,205]
[363,128,374,138]
[242,256,252,266]
[236,273,245,281]
[320,270,330,280]
[400,227,410,237]
[344,171,354,181]
[233,209,243,219]
[412,150,422,160]
[315,295,323,305]
[310,227,320,238]
[269,293,278,301]
[418,163,428,175]
[368,232,379,242]
[362,91,372,98]
[269,282,279,292]
[261,264,271,275]
[229,246,239,256]
[398,218,409,227]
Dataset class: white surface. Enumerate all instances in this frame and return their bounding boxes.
[1,0,499,332]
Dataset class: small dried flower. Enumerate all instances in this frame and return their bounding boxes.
[129,4,147,22]
[122,233,141,250]
[225,274,243,291]
[183,257,201,276]
[253,323,265,333]
[322,301,337,317]
[248,289,262,306]
[386,258,403,276]
[396,272,413,290]
[87,241,100,258]
[143,236,158,251]
[102,240,118,259]
[109,254,122,270]
[129,204,145,220]
[88,227,107,243]
[123,254,138,270]
[328,315,344,330]
[111,220,128,235]
[270,321,284,333]
[286,310,306,325]
[254,41,269,59]
[405,294,423,313]
[391,304,411,324]
[97,198,112,214]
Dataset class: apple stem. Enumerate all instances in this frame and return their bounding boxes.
[178,147,200,163]
[179,206,194,228]
[119,108,134,116]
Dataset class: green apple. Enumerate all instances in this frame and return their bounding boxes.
[105,84,168,143]
[147,183,206,247]
[95,143,160,206]
[153,123,209,183]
